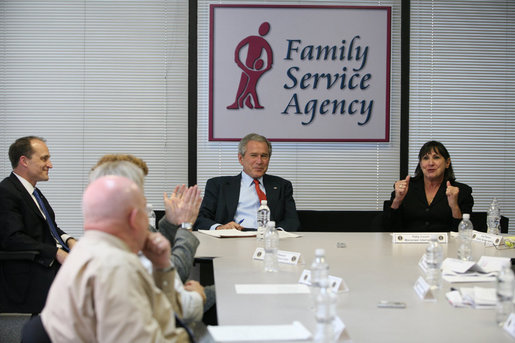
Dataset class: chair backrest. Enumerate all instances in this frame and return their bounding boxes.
[469,212,509,233]
[21,315,51,343]
[0,250,53,314]
[297,210,384,232]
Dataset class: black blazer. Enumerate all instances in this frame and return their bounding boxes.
[195,173,300,231]
[384,177,474,232]
[0,173,64,313]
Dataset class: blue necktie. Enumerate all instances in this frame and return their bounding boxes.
[33,188,69,252]
[175,314,195,343]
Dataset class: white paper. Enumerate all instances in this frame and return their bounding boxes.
[278,230,301,239]
[446,290,467,307]
[198,229,300,239]
[441,258,476,273]
[441,256,508,283]
[198,229,256,238]
[235,283,311,294]
[476,256,511,273]
[442,272,497,283]
[504,313,515,338]
[446,287,496,309]
[208,321,312,341]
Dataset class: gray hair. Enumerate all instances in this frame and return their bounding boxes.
[89,161,145,189]
[238,133,272,157]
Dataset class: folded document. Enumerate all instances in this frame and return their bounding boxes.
[441,256,510,283]
[446,287,496,309]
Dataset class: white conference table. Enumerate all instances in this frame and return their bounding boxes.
[194,232,515,342]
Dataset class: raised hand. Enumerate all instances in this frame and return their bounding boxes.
[163,185,202,226]
[445,180,460,210]
[391,175,410,209]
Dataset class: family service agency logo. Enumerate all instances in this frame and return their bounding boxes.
[226,22,273,110]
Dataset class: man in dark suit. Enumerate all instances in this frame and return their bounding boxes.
[195,133,300,231]
[0,136,76,313]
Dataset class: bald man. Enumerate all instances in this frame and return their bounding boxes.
[41,176,188,342]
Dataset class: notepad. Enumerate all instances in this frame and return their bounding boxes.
[208,321,312,341]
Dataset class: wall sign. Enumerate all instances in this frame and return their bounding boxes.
[210,5,391,142]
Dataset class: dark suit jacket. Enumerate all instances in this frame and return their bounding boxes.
[195,173,300,231]
[383,177,474,232]
[0,172,64,313]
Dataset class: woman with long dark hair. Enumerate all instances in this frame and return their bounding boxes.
[384,141,474,232]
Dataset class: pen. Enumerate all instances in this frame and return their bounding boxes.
[238,219,244,224]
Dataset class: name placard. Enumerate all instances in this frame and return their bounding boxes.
[393,232,448,244]
[504,313,515,338]
[298,269,349,293]
[413,276,436,302]
[253,247,303,265]
[471,230,503,246]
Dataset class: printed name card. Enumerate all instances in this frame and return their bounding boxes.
[471,230,503,246]
[393,232,448,244]
[253,247,303,265]
[504,313,515,338]
[298,269,349,293]
[413,276,436,302]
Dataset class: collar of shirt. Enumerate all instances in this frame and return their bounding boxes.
[234,171,265,229]
[13,172,43,214]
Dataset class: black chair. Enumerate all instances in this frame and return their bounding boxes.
[21,315,51,343]
[470,212,509,233]
[297,210,384,232]
[0,250,45,314]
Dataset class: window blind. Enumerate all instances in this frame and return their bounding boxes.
[0,0,189,237]
[410,0,515,232]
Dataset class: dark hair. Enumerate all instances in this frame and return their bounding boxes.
[238,133,272,157]
[413,141,455,181]
[9,136,46,169]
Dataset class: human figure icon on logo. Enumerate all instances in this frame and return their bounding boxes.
[227,21,273,110]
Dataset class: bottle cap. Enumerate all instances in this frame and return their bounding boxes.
[315,248,325,256]
[261,200,268,205]
[266,221,275,228]
[463,213,470,220]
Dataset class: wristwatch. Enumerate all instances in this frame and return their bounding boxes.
[181,222,193,231]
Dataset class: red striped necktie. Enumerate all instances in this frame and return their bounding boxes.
[253,179,267,202]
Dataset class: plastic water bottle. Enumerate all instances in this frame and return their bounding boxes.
[425,235,443,290]
[496,263,514,326]
[264,221,279,272]
[314,278,337,343]
[257,200,270,240]
[487,198,501,235]
[457,213,473,261]
[146,204,156,232]
[311,249,329,296]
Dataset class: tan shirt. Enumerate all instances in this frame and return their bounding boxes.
[41,230,188,343]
